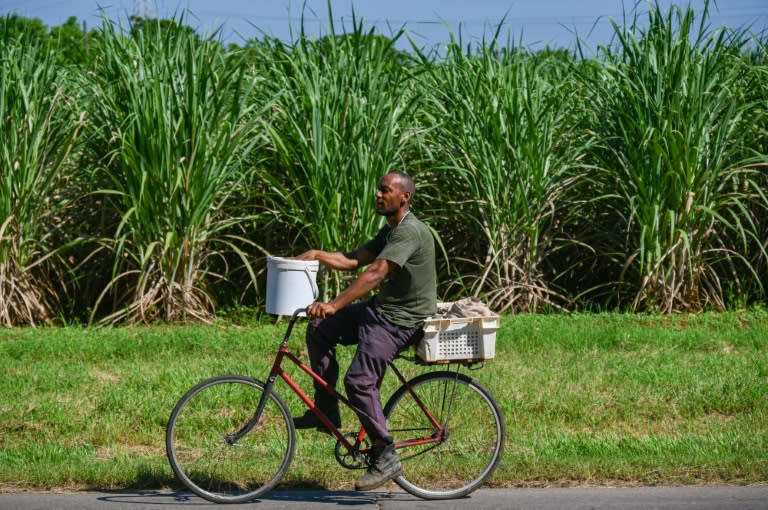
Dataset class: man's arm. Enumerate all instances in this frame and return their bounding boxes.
[294,247,375,271]
[305,258,395,318]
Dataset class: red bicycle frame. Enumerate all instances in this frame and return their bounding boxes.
[258,313,447,455]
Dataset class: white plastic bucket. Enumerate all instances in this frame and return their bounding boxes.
[266,256,320,316]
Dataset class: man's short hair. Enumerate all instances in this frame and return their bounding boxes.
[387,171,416,197]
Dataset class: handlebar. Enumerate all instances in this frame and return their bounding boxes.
[277,308,307,348]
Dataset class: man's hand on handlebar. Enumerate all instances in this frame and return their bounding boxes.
[306,302,337,319]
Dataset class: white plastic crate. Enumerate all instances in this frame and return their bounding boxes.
[416,313,500,363]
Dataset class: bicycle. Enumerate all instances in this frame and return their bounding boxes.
[165,308,505,503]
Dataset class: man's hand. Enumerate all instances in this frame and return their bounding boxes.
[293,250,318,261]
[306,301,337,319]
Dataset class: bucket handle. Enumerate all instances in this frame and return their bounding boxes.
[304,266,319,300]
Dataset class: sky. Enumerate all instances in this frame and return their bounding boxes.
[3,0,767,52]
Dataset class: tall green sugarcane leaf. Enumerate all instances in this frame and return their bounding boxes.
[0,38,82,326]
[585,1,767,311]
[83,18,268,324]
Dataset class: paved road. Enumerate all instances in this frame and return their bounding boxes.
[1,487,767,510]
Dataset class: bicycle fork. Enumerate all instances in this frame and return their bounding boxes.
[225,318,301,445]
[223,373,279,446]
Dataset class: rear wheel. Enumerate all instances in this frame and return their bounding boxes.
[383,371,504,500]
[166,375,295,503]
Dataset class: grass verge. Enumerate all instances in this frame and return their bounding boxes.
[0,310,766,491]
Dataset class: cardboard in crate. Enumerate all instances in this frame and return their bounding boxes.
[416,313,500,362]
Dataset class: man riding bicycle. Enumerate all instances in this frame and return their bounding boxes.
[293,171,437,491]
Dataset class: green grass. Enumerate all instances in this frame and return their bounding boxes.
[1,311,766,491]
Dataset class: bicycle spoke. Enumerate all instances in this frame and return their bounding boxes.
[166,376,295,503]
[384,371,504,500]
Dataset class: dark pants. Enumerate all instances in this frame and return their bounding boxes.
[306,300,423,443]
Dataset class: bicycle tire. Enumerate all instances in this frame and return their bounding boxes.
[383,370,504,500]
[166,375,295,503]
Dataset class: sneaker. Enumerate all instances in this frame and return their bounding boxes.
[354,443,403,491]
[292,410,341,433]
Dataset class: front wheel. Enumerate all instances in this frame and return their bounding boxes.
[383,371,505,500]
[166,375,295,503]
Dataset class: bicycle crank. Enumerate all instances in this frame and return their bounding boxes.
[334,433,371,469]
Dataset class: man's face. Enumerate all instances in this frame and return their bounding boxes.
[375,174,407,217]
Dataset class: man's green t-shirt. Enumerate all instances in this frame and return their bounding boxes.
[363,213,437,327]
